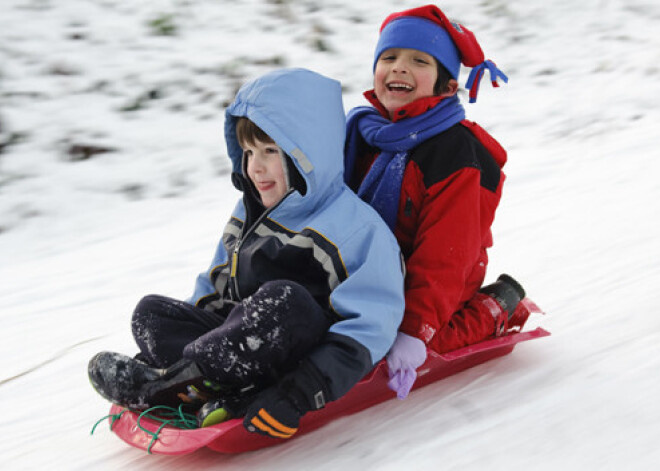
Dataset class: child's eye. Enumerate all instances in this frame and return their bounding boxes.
[265,146,280,154]
[414,57,430,65]
[380,54,396,62]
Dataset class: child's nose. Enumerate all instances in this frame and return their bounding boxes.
[250,156,265,173]
[392,59,408,73]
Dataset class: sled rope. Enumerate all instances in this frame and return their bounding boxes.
[90,405,199,454]
[135,405,199,453]
[90,408,127,435]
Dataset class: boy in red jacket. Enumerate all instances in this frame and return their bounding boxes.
[344,5,535,398]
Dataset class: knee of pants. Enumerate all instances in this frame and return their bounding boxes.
[133,294,164,317]
[254,279,308,299]
[132,294,159,329]
[131,294,186,339]
[132,294,190,321]
[253,280,321,312]
[258,280,331,337]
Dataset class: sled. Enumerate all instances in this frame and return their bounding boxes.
[106,313,549,455]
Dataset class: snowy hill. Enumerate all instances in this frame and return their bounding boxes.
[1,0,659,469]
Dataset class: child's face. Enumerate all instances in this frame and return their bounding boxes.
[374,48,438,118]
[243,138,288,208]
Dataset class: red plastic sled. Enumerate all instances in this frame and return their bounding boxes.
[107,322,550,455]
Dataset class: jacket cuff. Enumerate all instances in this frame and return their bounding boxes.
[280,359,331,413]
[399,317,437,345]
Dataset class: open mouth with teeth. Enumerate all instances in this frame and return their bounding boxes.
[387,82,414,92]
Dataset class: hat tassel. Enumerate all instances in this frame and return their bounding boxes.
[465,60,508,103]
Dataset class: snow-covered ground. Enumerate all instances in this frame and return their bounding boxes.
[1,0,659,469]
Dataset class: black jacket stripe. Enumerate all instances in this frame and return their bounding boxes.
[411,124,501,192]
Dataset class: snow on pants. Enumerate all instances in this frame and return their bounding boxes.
[131,280,332,389]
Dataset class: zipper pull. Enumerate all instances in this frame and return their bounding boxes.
[230,247,239,278]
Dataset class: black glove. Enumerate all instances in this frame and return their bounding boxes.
[243,360,329,439]
[243,386,302,439]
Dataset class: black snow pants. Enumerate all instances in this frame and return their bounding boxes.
[131,280,333,391]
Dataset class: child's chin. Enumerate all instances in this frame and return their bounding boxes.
[260,195,277,208]
[384,97,412,112]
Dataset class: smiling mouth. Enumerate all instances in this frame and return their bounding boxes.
[387,82,413,92]
[256,182,275,191]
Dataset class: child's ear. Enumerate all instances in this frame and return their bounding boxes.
[440,79,459,97]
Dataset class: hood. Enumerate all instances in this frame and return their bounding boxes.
[225,68,346,210]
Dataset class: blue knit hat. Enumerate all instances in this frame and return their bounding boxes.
[373,5,507,103]
[374,16,461,80]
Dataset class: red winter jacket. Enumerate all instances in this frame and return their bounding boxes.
[354,93,508,353]
[396,120,507,352]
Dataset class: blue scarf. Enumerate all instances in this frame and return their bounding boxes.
[344,95,465,230]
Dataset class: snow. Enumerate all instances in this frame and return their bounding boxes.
[1,0,659,469]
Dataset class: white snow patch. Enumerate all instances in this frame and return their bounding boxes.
[245,335,263,352]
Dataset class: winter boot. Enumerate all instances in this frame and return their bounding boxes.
[88,351,207,409]
[196,399,231,427]
[480,274,526,336]
[507,297,544,333]
[196,383,261,427]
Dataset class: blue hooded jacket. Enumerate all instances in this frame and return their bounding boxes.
[189,69,404,399]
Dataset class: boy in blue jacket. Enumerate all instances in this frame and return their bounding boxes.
[88,68,405,439]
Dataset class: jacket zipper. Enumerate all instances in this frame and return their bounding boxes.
[230,190,293,301]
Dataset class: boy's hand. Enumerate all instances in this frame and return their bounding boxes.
[243,359,329,439]
[243,386,302,439]
[386,332,427,399]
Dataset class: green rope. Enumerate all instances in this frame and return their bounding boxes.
[90,404,199,454]
[135,404,199,454]
[90,408,127,435]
